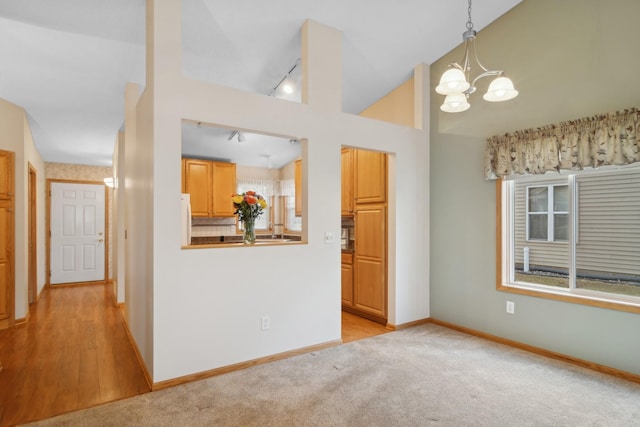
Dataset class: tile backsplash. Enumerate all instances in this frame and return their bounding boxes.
[191,217,237,237]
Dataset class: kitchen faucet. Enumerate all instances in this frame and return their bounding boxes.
[271,223,284,239]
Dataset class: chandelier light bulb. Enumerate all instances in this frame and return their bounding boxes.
[440,93,470,113]
[483,76,518,102]
[436,68,470,95]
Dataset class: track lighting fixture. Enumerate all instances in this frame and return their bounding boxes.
[267,58,301,97]
[227,130,246,143]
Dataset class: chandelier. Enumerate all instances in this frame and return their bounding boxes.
[435,0,518,113]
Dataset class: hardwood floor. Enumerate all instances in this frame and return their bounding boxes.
[341,311,390,343]
[0,283,150,427]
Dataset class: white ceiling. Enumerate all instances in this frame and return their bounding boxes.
[0,0,522,167]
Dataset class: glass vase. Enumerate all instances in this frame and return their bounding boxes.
[243,218,256,245]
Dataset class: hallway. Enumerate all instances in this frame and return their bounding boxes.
[0,284,150,426]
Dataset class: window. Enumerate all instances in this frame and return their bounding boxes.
[527,185,568,241]
[236,181,273,231]
[527,185,569,242]
[499,166,640,313]
[285,195,302,232]
[279,179,301,232]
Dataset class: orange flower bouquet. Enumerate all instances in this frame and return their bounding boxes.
[231,190,268,244]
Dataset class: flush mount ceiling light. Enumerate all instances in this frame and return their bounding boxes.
[436,0,518,113]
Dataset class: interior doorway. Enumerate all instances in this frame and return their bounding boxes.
[340,147,390,342]
[341,311,389,343]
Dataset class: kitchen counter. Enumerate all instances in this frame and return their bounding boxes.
[188,234,302,246]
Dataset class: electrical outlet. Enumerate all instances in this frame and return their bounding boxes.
[506,301,515,314]
[261,316,270,330]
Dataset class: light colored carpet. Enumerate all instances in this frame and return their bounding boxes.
[24,323,640,426]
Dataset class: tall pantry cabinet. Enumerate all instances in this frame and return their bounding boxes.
[342,148,387,323]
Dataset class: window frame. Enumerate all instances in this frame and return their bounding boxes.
[496,169,640,314]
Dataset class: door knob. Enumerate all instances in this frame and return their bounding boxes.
[98,239,104,243]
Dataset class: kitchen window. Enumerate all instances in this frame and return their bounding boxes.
[498,166,640,313]
[237,181,273,231]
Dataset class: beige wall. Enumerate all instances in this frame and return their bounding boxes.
[0,97,46,321]
[359,78,415,127]
[114,83,141,308]
[129,0,430,383]
[430,0,640,376]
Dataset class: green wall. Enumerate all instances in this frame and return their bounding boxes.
[430,0,640,376]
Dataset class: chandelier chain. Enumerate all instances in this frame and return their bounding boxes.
[466,0,474,30]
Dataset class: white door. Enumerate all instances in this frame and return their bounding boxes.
[50,182,105,284]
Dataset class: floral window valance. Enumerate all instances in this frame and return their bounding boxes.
[484,107,640,180]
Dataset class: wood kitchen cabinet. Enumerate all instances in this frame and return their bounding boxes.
[341,148,388,324]
[183,158,236,217]
[353,203,387,320]
[294,159,302,216]
[341,148,354,216]
[341,252,354,306]
[210,162,236,216]
[355,149,386,204]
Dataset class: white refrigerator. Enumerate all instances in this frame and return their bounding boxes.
[181,193,192,245]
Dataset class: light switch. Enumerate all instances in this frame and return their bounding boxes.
[324,231,335,244]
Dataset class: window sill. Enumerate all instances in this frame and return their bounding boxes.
[497,282,640,314]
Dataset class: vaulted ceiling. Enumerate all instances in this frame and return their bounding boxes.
[0,0,522,166]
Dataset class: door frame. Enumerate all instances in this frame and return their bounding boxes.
[46,179,109,286]
[28,163,37,303]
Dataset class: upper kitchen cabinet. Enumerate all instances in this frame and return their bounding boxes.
[210,162,236,216]
[183,157,236,217]
[355,150,386,204]
[183,158,210,216]
[341,148,354,216]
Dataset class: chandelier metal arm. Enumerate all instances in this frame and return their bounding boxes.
[466,70,503,95]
